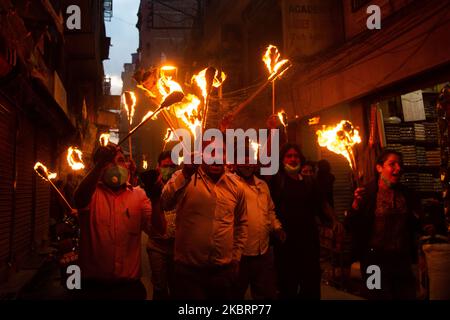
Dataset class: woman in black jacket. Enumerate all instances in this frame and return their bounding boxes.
[346,149,435,299]
[270,143,339,299]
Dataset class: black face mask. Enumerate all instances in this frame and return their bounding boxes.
[236,166,255,179]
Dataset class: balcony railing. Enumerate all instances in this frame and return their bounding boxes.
[104,0,113,22]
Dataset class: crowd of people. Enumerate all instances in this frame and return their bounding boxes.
[61,133,439,300]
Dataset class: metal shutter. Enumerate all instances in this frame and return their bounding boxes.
[11,115,35,266]
[0,98,15,273]
[33,128,52,250]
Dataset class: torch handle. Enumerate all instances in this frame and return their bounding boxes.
[347,147,361,188]
[231,80,270,117]
[160,111,191,152]
[119,105,162,146]
[128,122,133,160]
[230,63,291,118]
[272,81,275,115]
[159,109,211,193]
[48,179,74,212]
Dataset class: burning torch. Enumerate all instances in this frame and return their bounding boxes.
[263,45,290,115]
[67,147,85,171]
[99,133,110,147]
[316,120,362,187]
[34,162,74,212]
[224,48,291,125]
[122,91,136,160]
[192,67,226,130]
[133,66,215,193]
[277,110,288,136]
[118,91,185,146]
[120,64,187,146]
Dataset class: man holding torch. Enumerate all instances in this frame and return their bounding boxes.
[73,144,162,299]
[161,142,248,300]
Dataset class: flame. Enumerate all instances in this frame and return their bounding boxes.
[158,65,183,103]
[164,128,174,143]
[277,111,288,127]
[191,68,227,101]
[171,94,202,138]
[99,133,110,147]
[263,45,290,80]
[122,91,137,125]
[135,66,183,105]
[142,160,148,170]
[161,65,177,72]
[162,128,174,151]
[141,109,159,123]
[34,162,57,181]
[308,117,320,125]
[316,120,361,169]
[67,147,85,171]
[137,84,156,99]
[250,139,261,162]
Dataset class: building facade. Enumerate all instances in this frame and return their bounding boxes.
[0,0,114,286]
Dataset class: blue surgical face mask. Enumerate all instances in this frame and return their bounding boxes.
[284,163,301,175]
[102,166,129,188]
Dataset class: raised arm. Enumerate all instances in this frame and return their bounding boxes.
[160,169,192,212]
[74,164,103,209]
[74,146,116,209]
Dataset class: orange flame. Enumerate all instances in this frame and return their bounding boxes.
[161,65,177,73]
[67,147,85,171]
[164,128,174,143]
[250,139,261,162]
[316,120,361,169]
[191,68,227,101]
[277,111,288,127]
[122,91,137,125]
[142,160,148,170]
[263,45,290,80]
[162,128,174,151]
[308,117,320,125]
[34,162,57,181]
[141,109,160,123]
[158,65,183,103]
[99,133,110,147]
[136,66,183,105]
[171,94,202,138]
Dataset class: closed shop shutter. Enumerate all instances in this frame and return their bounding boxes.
[320,149,354,220]
[34,127,52,249]
[11,114,35,265]
[0,97,15,273]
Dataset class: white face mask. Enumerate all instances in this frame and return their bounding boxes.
[284,163,300,175]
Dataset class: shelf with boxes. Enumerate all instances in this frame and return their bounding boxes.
[384,120,442,195]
